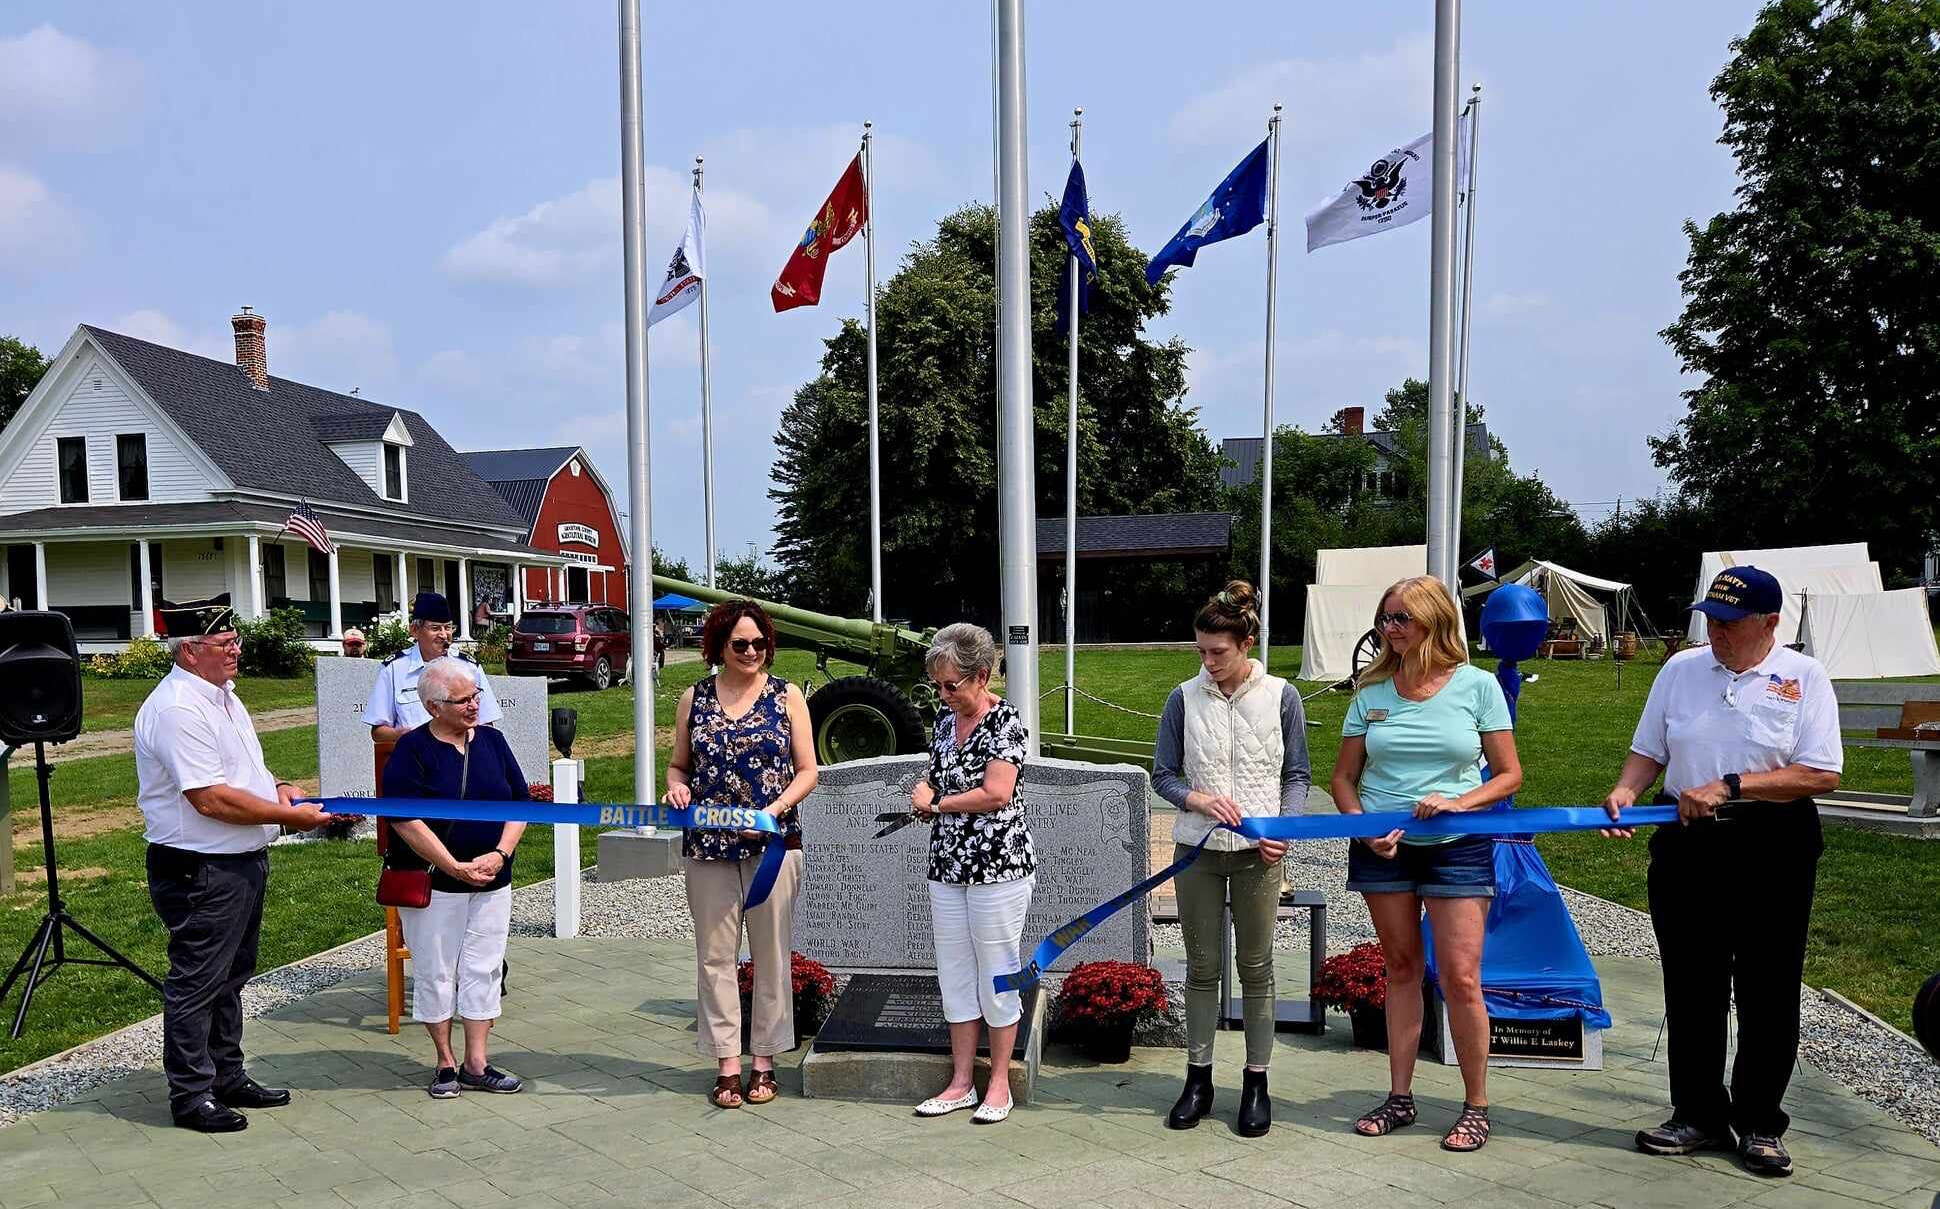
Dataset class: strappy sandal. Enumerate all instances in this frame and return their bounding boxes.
[1353,1093,1417,1137]
[708,1075,743,1109]
[1441,1102,1491,1152]
[744,1069,778,1105]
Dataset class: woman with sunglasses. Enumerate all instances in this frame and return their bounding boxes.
[1150,580,1309,1137]
[666,600,818,1109]
[1333,575,1520,1153]
[381,657,530,1099]
[910,623,1035,1125]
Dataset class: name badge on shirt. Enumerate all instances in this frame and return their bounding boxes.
[1366,708,1390,722]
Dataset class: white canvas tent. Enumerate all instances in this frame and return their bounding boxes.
[1685,544,1880,644]
[1316,544,1427,588]
[1298,544,1428,682]
[1462,559,1649,647]
[1801,588,1940,679]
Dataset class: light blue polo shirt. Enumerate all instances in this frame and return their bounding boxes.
[1343,663,1512,845]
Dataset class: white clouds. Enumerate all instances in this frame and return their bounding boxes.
[442,176,618,287]
[0,25,141,152]
[273,311,399,395]
[0,166,82,267]
[1483,290,1550,318]
[104,308,227,360]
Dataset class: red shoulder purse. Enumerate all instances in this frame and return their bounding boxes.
[375,741,469,909]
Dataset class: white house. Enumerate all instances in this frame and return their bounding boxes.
[0,310,571,650]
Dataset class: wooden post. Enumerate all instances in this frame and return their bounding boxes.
[373,739,407,1034]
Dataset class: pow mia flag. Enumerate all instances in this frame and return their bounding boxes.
[1304,114,1470,253]
[648,188,706,326]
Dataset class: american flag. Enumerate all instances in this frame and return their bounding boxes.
[281,502,335,554]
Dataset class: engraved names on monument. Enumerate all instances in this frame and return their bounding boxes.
[792,754,1151,972]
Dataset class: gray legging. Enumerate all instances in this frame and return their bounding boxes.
[1175,844,1281,1067]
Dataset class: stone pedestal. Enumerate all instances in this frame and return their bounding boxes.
[595,829,682,880]
[800,974,1044,1105]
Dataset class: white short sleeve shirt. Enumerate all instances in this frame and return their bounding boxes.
[361,645,502,732]
[134,665,282,853]
[1630,643,1844,798]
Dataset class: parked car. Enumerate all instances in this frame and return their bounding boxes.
[507,604,633,689]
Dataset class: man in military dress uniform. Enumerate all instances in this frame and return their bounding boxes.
[135,598,341,1132]
[365,592,502,741]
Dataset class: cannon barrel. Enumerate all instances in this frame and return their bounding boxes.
[649,575,932,665]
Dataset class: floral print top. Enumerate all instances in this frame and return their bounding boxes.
[682,674,799,862]
[927,698,1036,885]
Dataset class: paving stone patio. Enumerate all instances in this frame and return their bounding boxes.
[2,940,1935,1209]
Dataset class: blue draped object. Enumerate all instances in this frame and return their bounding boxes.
[302,797,789,909]
[994,805,1676,994]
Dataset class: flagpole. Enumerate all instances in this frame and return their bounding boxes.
[1258,103,1282,664]
[696,156,717,589]
[1451,85,1481,571]
[618,0,656,805]
[1064,107,1082,738]
[994,0,1039,751]
[1425,0,1462,593]
[862,121,883,623]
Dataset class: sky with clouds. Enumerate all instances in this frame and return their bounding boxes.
[2,2,1762,565]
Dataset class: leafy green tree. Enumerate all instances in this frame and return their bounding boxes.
[771,204,1224,631]
[1224,426,1381,615]
[0,336,48,435]
[1655,0,1940,577]
[649,545,693,585]
[1583,495,1737,629]
[715,549,786,601]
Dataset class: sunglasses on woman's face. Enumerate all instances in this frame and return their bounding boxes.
[1375,611,1416,630]
[932,674,973,694]
[729,637,770,654]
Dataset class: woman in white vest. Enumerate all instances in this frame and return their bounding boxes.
[1151,581,1310,1137]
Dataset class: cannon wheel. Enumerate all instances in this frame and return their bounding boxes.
[1349,628,1382,680]
[808,676,927,764]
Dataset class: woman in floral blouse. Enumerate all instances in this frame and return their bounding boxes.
[666,600,817,1109]
[909,623,1035,1125]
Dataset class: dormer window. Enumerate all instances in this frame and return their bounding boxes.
[384,443,406,501]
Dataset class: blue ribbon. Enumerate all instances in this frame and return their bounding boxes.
[993,805,1681,994]
[303,797,792,909]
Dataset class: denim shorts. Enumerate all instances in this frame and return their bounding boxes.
[1345,834,1496,898]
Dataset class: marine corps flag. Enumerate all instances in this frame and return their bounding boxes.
[771,154,868,312]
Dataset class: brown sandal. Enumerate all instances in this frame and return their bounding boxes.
[1354,1093,1417,1137]
[1441,1102,1491,1152]
[709,1074,744,1108]
[744,1069,778,1105]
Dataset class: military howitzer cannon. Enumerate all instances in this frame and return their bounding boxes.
[651,575,939,764]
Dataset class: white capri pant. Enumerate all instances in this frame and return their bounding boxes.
[929,875,1035,1027]
[401,886,512,1023]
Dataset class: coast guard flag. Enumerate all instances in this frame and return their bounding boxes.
[1305,115,1470,252]
[1145,139,1270,285]
[648,189,705,327]
[772,154,868,312]
[1057,159,1097,326]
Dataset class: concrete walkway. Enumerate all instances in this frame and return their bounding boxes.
[3,941,1934,1209]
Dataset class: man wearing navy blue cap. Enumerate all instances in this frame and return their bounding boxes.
[365,592,502,742]
[1602,565,1843,1178]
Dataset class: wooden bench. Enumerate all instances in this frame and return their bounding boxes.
[1837,683,1940,818]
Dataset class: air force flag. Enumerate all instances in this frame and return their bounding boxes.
[648,190,706,326]
[1305,115,1470,253]
[1145,139,1270,285]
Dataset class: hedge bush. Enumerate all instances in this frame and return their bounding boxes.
[237,607,314,678]
[84,635,173,680]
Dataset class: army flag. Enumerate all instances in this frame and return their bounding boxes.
[772,154,868,312]
[1305,114,1470,253]
[649,188,706,327]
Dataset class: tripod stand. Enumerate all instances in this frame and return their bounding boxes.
[0,742,160,1037]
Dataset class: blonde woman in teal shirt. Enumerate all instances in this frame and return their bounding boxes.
[1331,575,1521,1154]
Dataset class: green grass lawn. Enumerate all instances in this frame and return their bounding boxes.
[75,674,320,733]
[3,643,1933,1074]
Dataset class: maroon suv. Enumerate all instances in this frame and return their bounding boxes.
[507,604,633,689]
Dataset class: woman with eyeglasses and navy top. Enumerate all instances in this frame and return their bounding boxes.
[666,599,818,1109]
[1332,575,1520,1153]
[1151,580,1309,1138]
[910,623,1035,1125]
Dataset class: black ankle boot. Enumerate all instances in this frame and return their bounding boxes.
[1166,1063,1214,1130]
[1236,1067,1271,1137]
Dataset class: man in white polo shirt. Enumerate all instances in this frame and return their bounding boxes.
[135,597,341,1133]
[1602,566,1842,1179]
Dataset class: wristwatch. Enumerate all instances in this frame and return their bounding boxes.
[492,847,513,864]
[1722,772,1742,801]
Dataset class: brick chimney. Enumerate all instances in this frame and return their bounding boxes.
[1336,405,1365,435]
[231,307,269,390]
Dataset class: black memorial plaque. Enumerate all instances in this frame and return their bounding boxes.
[1487,1015,1584,1061]
[814,973,1038,1057]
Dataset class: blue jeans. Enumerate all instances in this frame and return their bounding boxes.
[1345,834,1496,898]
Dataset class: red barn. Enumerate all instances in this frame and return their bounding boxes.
[461,446,630,609]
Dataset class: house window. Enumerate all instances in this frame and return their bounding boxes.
[263,544,287,601]
[57,437,88,503]
[117,434,149,501]
[418,558,435,597]
[308,547,331,603]
[383,444,405,501]
[374,556,394,612]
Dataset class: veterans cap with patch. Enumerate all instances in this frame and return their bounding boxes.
[1690,565,1782,622]
[159,595,238,637]
[410,592,453,622]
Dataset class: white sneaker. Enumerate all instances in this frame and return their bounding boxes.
[914,1090,979,1117]
[973,1097,1013,1124]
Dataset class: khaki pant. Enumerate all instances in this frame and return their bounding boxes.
[1175,844,1281,1067]
[685,849,802,1058]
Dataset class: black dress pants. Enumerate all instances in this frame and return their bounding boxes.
[1646,799,1822,1138]
[146,845,268,1114]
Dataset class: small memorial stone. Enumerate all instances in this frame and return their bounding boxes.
[316,657,551,797]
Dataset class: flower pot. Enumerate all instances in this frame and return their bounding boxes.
[1081,1020,1135,1064]
[1348,1006,1388,1051]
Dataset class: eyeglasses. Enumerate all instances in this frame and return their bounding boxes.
[417,623,456,636]
[1375,611,1415,630]
[189,636,242,652]
[438,690,482,708]
[728,637,770,654]
[932,674,974,694]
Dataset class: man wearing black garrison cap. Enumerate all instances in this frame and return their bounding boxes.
[1601,566,1844,1178]
[134,597,344,1131]
[364,591,502,742]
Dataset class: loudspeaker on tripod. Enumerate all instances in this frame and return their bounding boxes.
[0,611,83,746]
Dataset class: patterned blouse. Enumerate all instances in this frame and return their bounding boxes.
[927,698,1036,885]
[682,674,800,862]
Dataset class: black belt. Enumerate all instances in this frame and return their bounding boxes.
[148,842,268,864]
